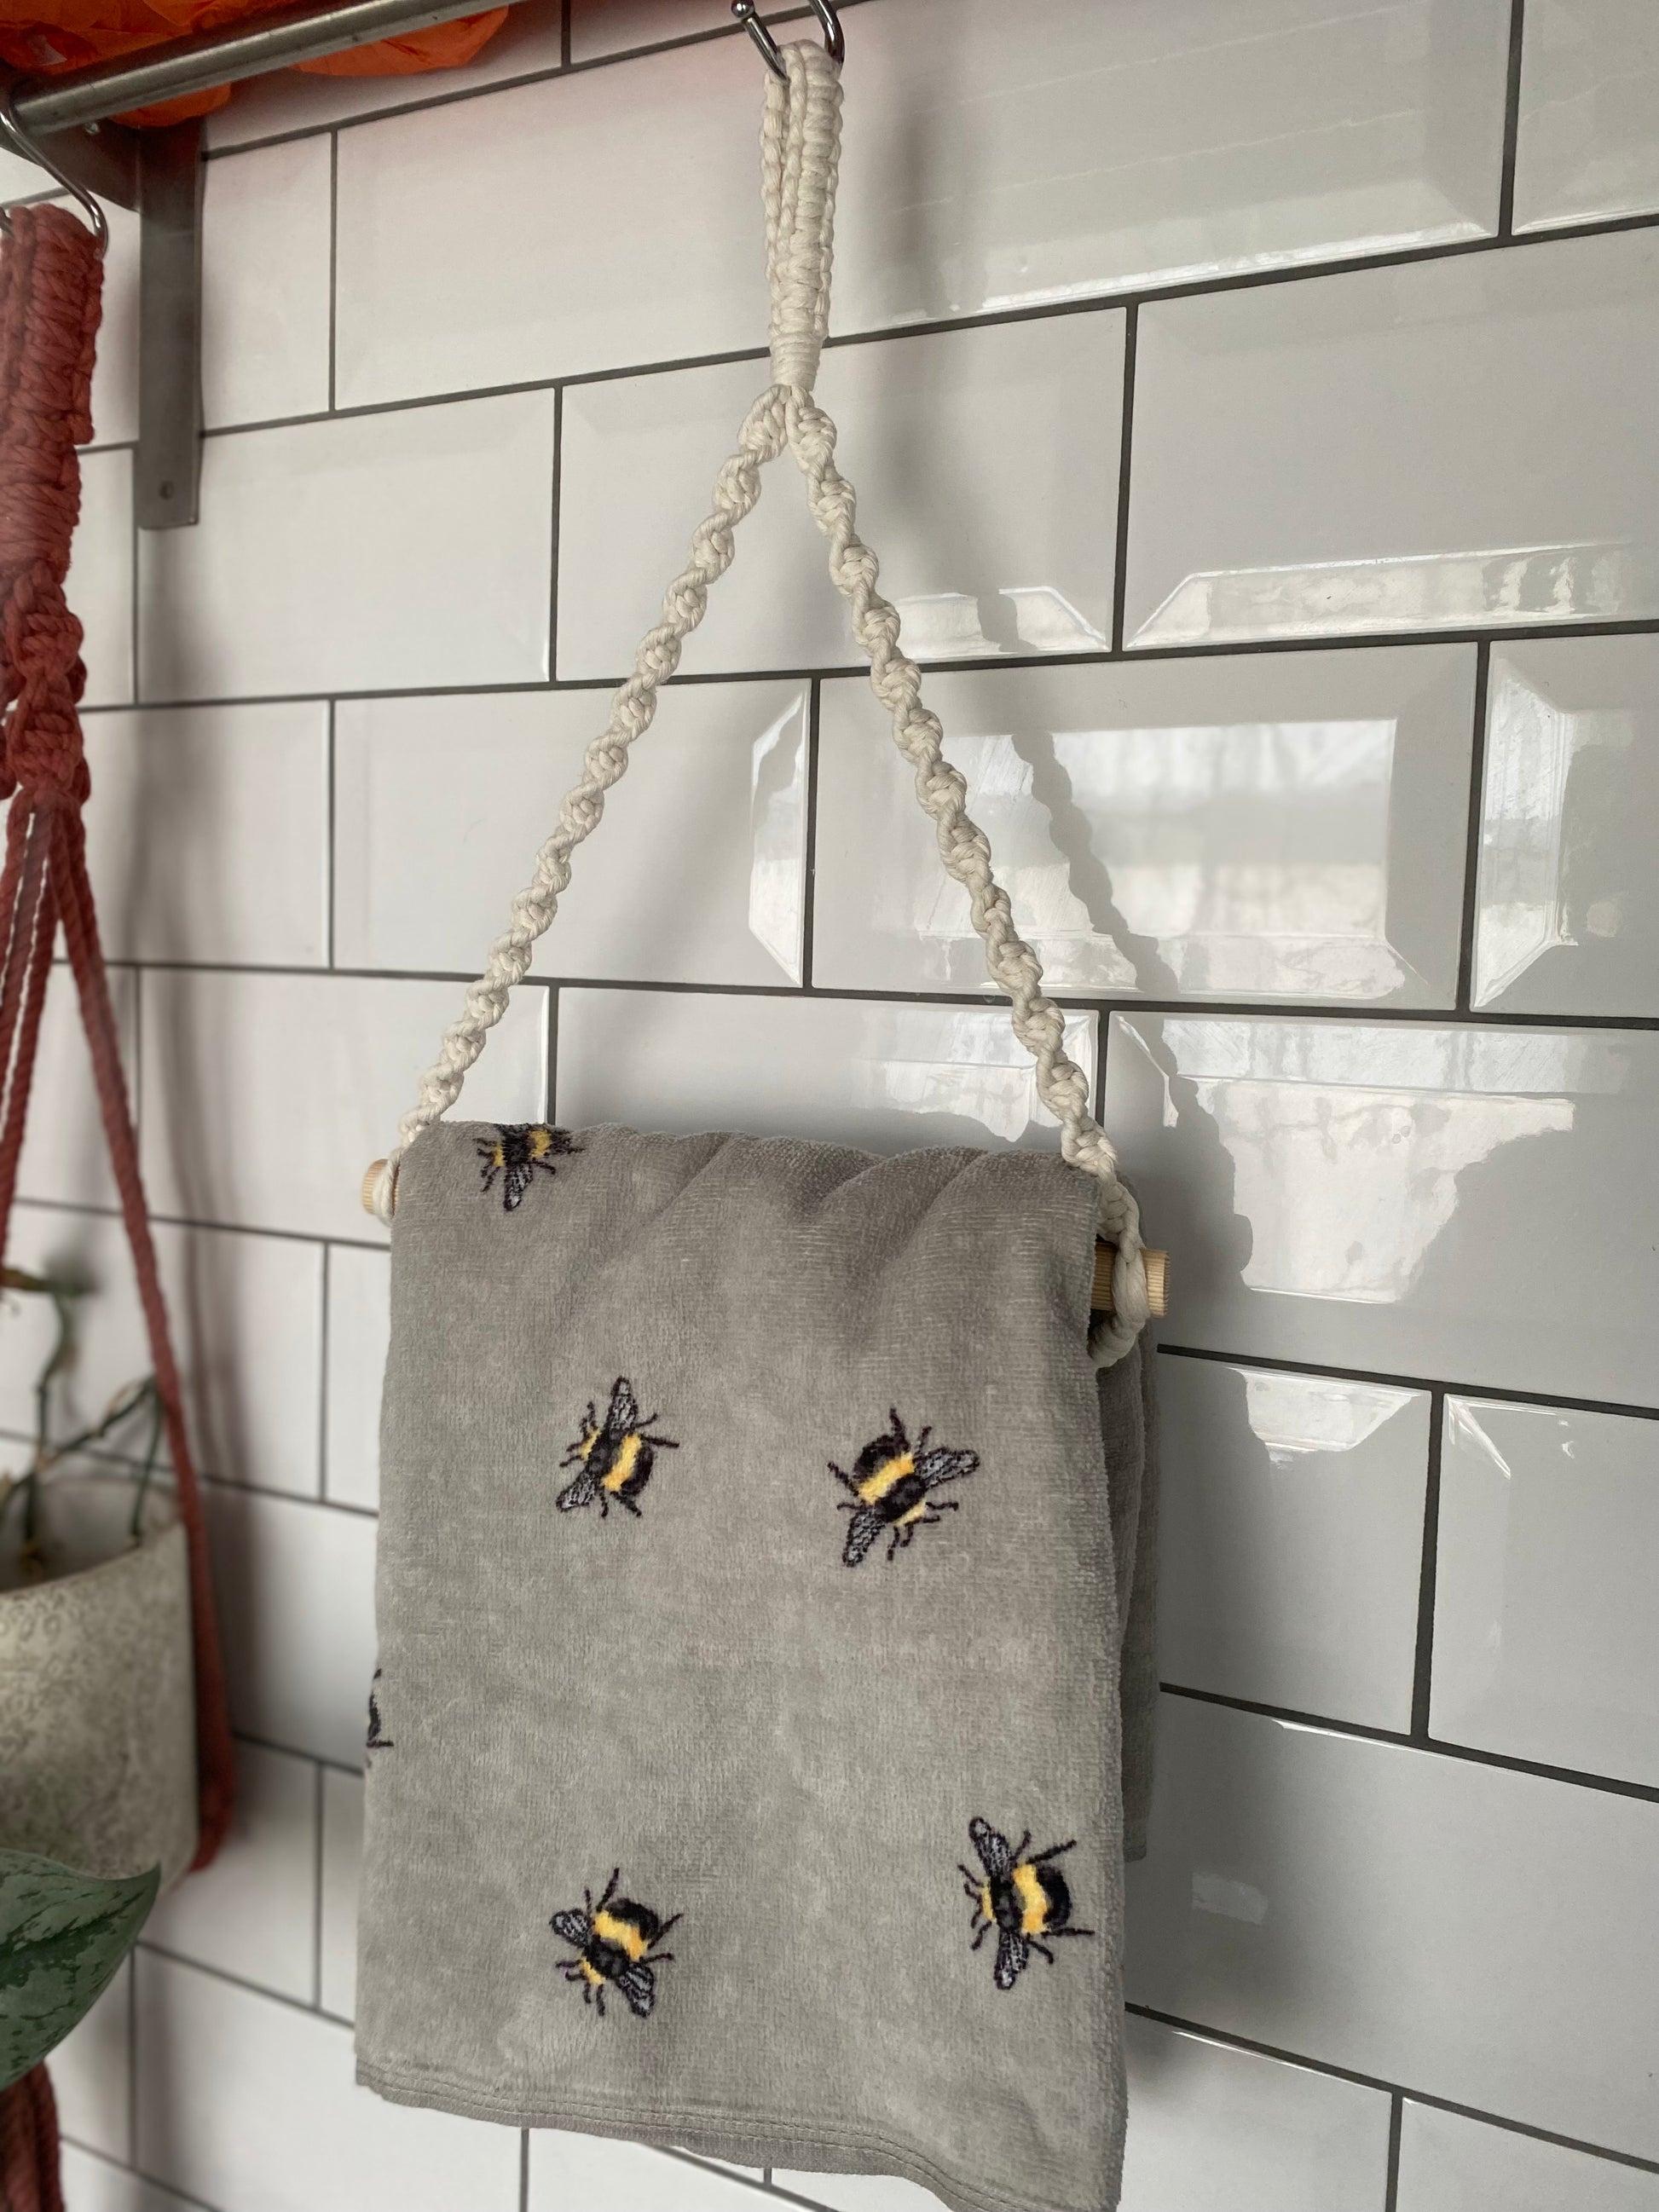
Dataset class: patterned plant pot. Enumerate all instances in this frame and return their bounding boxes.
[0,1476,196,1886]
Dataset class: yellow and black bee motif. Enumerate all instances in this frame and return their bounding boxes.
[960,1817,1094,1990]
[830,1408,979,1567]
[556,1377,679,1519]
[551,1868,679,2019]
[477,1123,581,1211]
[366,1666,393,1753]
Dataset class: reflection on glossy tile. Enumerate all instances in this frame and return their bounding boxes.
[135,1953,521,2212]
[145,1741,318,2001]
[1431,1397,1659,1785]
[84,704,330,967]
[72,449,135,709]
[1125,229,1659,647]
[152,1224,324,1497]
[1473,636,1659,1017]
[206,1487,377,1766]
[1120,2014,1391,2212]
[1126,1696,1659,2157]
[557,989,1095,1156]
[557,315,1123,679]
[89,202,140,450]
[324,1245,390,1512]
[320,1766,365,2022]
[138,971,548,1242]
[1513,0,1659,232]
[1103,1014,1659,1404]
[138,396,556,702]
[814,648,1474,1004]
[334,684,807,984]
[528,2134,766,2210]
[202,139,333,429]
[1157,1356,1429,1729]
[1396,2101,1659,2212]
[16,967,137,1211]
[205,0,565,147]
[334,38,767,405]
[833,0,1508,332]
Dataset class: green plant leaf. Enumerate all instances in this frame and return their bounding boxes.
[0,1849,159,2089]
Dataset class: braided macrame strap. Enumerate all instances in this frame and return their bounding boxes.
[373,42,1148,1359]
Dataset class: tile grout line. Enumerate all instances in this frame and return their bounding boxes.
[316,1237,332,1503]
[125,1938,139,2167]
[325,696,338,970]
[558,0,571,72]
[1158,1682,1659,1805]
[545,984,560,1124]
[1125,2003,1659,2178]
[548,384,564,681]
[327,130,339,412]
[310,1757,326,2009]
[1109,301,1137,655]
[1384,2091,1403,2212]
[800,678,822,989]
[1454,641,1491,1014]
[1496,0,1528,238]
[1408,1385,1446,1739]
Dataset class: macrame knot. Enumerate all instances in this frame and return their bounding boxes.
[763,41,842,395]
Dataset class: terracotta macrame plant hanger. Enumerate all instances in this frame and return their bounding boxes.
[0,199,236,2209]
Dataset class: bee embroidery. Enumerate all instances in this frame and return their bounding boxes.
[557,1377,679,1519]
[477,1123,581,1211]
[551,1868,679,2019]
[830,1408,979,1567]
[960,1817,1094,1990]
[366,1667,393,1753]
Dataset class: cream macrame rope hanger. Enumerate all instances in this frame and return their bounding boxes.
[362,7,1164,1363]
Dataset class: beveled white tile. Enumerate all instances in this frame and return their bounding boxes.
[89,201,140,451]
[557,315,1123,679]
[1513,0,1659,232]
[0,146,47,199]
[1397,2101,1659,2212]
[72,448,135,709]
[83,703,330,967]
[813,647,1475,1004]
[59,2141,202,2212]
[831,0,1508,333]
[205,1486,378,1766]
[1119,2014,1392,2212]
[138,969,549,1242]
[16,966,138,1211]
[137,395,556,702]
[201,139,333,429]
[527,2134,763,2210]
[51,1959,130,2163]
[1124,229,1659,647]
[205,0,565,148]
[1102,1014,1659,1405]
[134,1951,520,2212]
[334,682,808,984]
[324,1245,390,1512]
[1,1206,147,1449]
[1156,1356,1430,1729]
[569,0,780,61]
[144,1741,318,2001]
[1125,1695,1659,2158]
[319,1765,364,2021]
[771,2174,941,2212]
[1472,635,1659,1018]
[151,1224,324,1497]
[556,989,1096,1157]
[334,38,767,406]
[1431,1397,1659,1786]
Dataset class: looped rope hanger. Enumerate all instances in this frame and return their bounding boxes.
[368,26,1152,1360]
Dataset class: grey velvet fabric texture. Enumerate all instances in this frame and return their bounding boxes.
[356,1121,1157,2212]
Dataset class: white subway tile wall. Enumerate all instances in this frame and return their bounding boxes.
[19,3,1655,2209]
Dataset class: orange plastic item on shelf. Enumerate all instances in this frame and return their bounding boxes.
[0,0,510,124]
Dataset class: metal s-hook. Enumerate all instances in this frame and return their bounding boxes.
[0,81,109,250]
[732,0,844,81]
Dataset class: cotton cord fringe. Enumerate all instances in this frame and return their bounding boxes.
[367,44,1149,1361]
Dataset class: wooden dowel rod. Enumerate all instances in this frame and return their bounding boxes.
[365,1158,1167,1319]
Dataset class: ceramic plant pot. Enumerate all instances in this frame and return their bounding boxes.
[0,1475,196,1887]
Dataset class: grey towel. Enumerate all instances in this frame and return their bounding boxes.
[356,1121,1157,2212]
